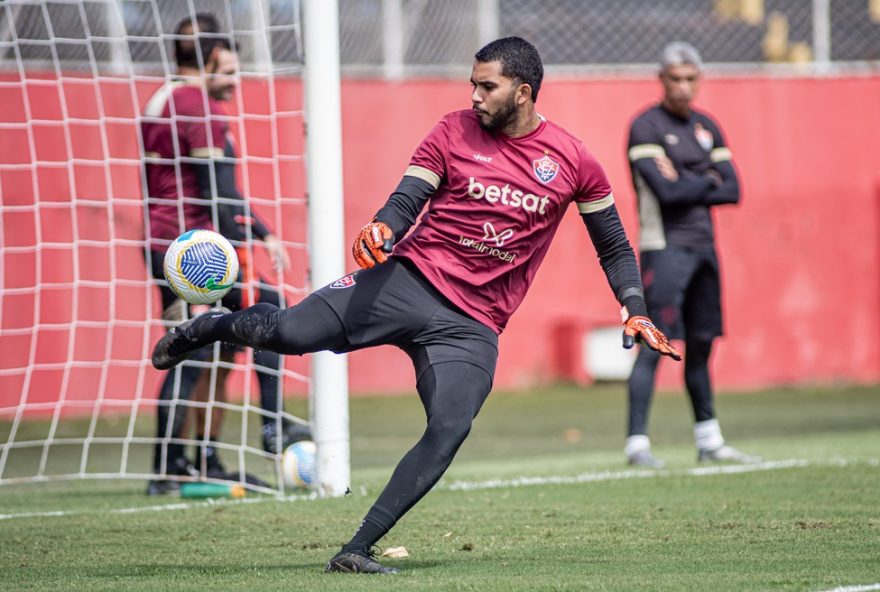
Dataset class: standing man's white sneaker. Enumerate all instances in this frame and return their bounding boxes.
[625,435,665,469]
[628,449,666,469]
[697,445,761,464]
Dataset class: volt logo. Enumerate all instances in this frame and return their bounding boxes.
[482,222,514,247]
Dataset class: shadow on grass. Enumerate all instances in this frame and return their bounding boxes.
[64,560,447,578]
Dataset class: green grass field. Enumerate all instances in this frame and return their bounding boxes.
[1,383,879,591]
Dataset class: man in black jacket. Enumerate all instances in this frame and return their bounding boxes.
[624,42,758,468]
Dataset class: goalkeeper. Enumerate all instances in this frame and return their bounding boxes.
[142,14,308,494]
[152,37,680,572]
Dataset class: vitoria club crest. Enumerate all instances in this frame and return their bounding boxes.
[330,274,356,289]
[694,123,714,151]
[533,154,560,184]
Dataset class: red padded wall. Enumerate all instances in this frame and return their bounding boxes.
[2,74,878,414]
[340,76,880,392]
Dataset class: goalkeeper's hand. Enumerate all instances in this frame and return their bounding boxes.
[622,316,683,361]
[352,221,394,269]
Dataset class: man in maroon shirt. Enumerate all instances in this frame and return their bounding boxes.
[143,14,303,495]
[152,37,680,573]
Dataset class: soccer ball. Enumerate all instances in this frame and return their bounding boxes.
[281,440,316,490]
[163,229,239,304]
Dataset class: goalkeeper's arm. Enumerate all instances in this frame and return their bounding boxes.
[373,175,436,242]
[580,202,682,361]
[352,175,435,269]
[580,202,647,318]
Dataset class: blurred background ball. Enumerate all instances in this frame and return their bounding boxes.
[163,229,239,304]
[282,440,316,490]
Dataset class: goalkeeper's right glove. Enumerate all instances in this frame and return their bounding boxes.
[352,221,394,269]
[622,316,683,361]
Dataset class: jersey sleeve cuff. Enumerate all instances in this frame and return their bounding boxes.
[190,147,225,158]
[404,165,441,189]
[628,144,665,161]
[577,193,614,214]
[710,147,732,163]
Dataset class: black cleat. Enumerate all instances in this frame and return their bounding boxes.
[146,456,199,495]
[324,549,400,575]
[145,479,180,496]
[200,449,269,488]
[151,307,230,370]
[204,458,228,480]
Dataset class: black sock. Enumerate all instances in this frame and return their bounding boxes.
[168,443,186,466]
[341,362,491,554]
[196,436,223,472]
[627,347,661,436]
[254,348,282,423]
[684,338,716,422]
[152,365,199,472]
[341,509,396,554]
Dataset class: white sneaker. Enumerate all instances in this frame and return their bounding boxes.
[697,445,761,464]
[627,449,666,469]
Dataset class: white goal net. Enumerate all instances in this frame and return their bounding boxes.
[0,0,348,496]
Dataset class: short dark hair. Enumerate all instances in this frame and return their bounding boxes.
[174,13,232,69]
[474,36,543,102]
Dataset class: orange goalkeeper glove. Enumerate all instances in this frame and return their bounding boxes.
[352,221,394,269]
[622,316,683,361]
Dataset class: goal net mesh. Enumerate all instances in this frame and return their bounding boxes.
[0,0,311,494]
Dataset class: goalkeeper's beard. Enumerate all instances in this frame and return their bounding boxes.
[476,93,518,132]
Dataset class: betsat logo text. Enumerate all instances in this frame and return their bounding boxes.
[467,177,550,215]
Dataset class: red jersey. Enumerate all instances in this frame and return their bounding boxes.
[141,81,228,249]
[393,109,614,333]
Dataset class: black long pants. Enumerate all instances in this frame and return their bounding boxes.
[202,259,498,549]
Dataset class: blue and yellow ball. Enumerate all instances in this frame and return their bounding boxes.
[281,440,316,490]
[163,229,239,304]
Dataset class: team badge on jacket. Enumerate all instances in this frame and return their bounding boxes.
[330,274,356,289]
[694,123,714,151]
[533,154,560,184]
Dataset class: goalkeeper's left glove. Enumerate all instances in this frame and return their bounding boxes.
[352,221,394,269]
[622,316,683,361]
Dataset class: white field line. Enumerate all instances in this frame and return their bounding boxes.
[0,457,876,522]
[816,585,880,592]
[0,490,318,521]
[442,458,810,491]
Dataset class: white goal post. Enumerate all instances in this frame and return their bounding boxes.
[303,0,349,497]
[0,0,350,496]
